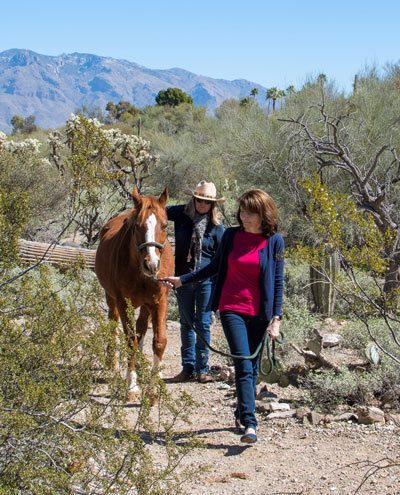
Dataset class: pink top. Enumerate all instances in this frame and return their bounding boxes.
[218,230,267,316]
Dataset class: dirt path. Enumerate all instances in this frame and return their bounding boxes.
[126,320,400,495]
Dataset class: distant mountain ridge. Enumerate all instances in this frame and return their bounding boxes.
[0,49,267,132]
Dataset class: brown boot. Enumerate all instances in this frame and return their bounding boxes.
[171,369,194,383]
[197,373,213,383]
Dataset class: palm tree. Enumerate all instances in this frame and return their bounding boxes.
[250,87,259,99]
[317,73,327,86]
[352,75,358,96]
[266,87,279,113]
[278,89,286,110]
[286,85,296,96]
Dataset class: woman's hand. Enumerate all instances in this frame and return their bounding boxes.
[267,318,281,340]
[161,276,182,289]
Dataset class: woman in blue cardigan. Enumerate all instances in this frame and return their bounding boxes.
[167,181,225,383]
[163,189,284,444]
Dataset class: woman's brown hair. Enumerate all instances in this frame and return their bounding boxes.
[236,189,278,237]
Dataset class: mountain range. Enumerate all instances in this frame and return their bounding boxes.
[0,49,267,132]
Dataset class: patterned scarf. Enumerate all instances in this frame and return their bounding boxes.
[184,200,210,271]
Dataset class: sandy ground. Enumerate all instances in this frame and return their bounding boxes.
[122,320,400,495]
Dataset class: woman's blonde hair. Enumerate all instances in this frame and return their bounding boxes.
[237,189,278,236]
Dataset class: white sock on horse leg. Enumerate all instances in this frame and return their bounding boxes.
[126,369,140,393]
[153,354,163,378]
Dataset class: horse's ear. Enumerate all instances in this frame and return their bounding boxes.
[158,187,168,208]
[131,187,142,207]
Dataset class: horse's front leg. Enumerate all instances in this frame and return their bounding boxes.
[149,297,168,379]
[117,299,141,402]
[105,293,120,372]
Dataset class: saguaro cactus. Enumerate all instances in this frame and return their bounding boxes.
[310,244,340,316]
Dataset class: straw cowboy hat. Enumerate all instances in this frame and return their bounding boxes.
[185,180,225,203]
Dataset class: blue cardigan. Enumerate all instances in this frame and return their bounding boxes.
[180,227,285,321]
[167,204,225,276]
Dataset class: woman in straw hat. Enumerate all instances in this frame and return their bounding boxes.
[163,189,284,444]
[167,180,225,383]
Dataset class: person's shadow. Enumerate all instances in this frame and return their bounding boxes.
[170,426,252,455]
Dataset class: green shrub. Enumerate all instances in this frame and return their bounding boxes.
[0,262,201,494]
[304,368,379,409]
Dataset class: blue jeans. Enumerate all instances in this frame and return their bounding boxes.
[220,311,267,429]
[176,280,212,374]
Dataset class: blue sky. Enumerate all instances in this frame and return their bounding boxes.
[2,0,400,93]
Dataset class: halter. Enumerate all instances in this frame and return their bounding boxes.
[137,240,166,252]
[133,203,167,254]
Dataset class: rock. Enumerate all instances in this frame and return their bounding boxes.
[306,330,323,356]
[61,240,81,247]
[331,412,358,422]
[255,400,272,413]
[218,383,231,390]
[278,374,291,388]
[322,333,343,348]
[296,407,311,420]
[218,366,235,383]
[269,402,291,412]
[256,393,279,402]
[357,406,385,424]
[255,382,269,395]
[308,411,325,425]
[266,410,296,420]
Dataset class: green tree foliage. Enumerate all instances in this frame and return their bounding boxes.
[10,114,37,135]
[279,73,400,294]
[0,133,66,241]
[10,115,24,134]
[155,87,193,107]
[250,87,258,98]
[106,100,139,123]
[291,177,399,366]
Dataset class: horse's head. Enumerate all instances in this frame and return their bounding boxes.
[131,187,169,278]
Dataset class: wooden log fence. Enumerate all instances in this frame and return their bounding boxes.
[18,239,96,270]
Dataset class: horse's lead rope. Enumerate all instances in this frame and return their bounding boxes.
[165,284,282,375]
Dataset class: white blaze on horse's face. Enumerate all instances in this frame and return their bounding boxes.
[144,213,160,274]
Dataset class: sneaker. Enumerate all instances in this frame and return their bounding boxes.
[240,427,257,444]
[171,369,194,383]
[197,373,213,383]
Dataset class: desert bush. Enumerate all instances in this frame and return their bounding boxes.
[0,129,202,493]
[305,368,379,409]
[0,133,67,240]
[0,261,202,494]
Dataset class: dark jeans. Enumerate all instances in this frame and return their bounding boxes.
[220,311,267,429]
[176,280,212,374]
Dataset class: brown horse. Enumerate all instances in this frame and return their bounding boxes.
[95,187,174,400]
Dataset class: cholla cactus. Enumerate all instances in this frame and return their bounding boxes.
[0,131,6,151]
[0,137,41,154]
[47,130,64,174]
[63,114,158,194]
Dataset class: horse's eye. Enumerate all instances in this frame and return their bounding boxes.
[162,224,168,231]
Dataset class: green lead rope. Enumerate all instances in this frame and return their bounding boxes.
[172,287,283,376]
